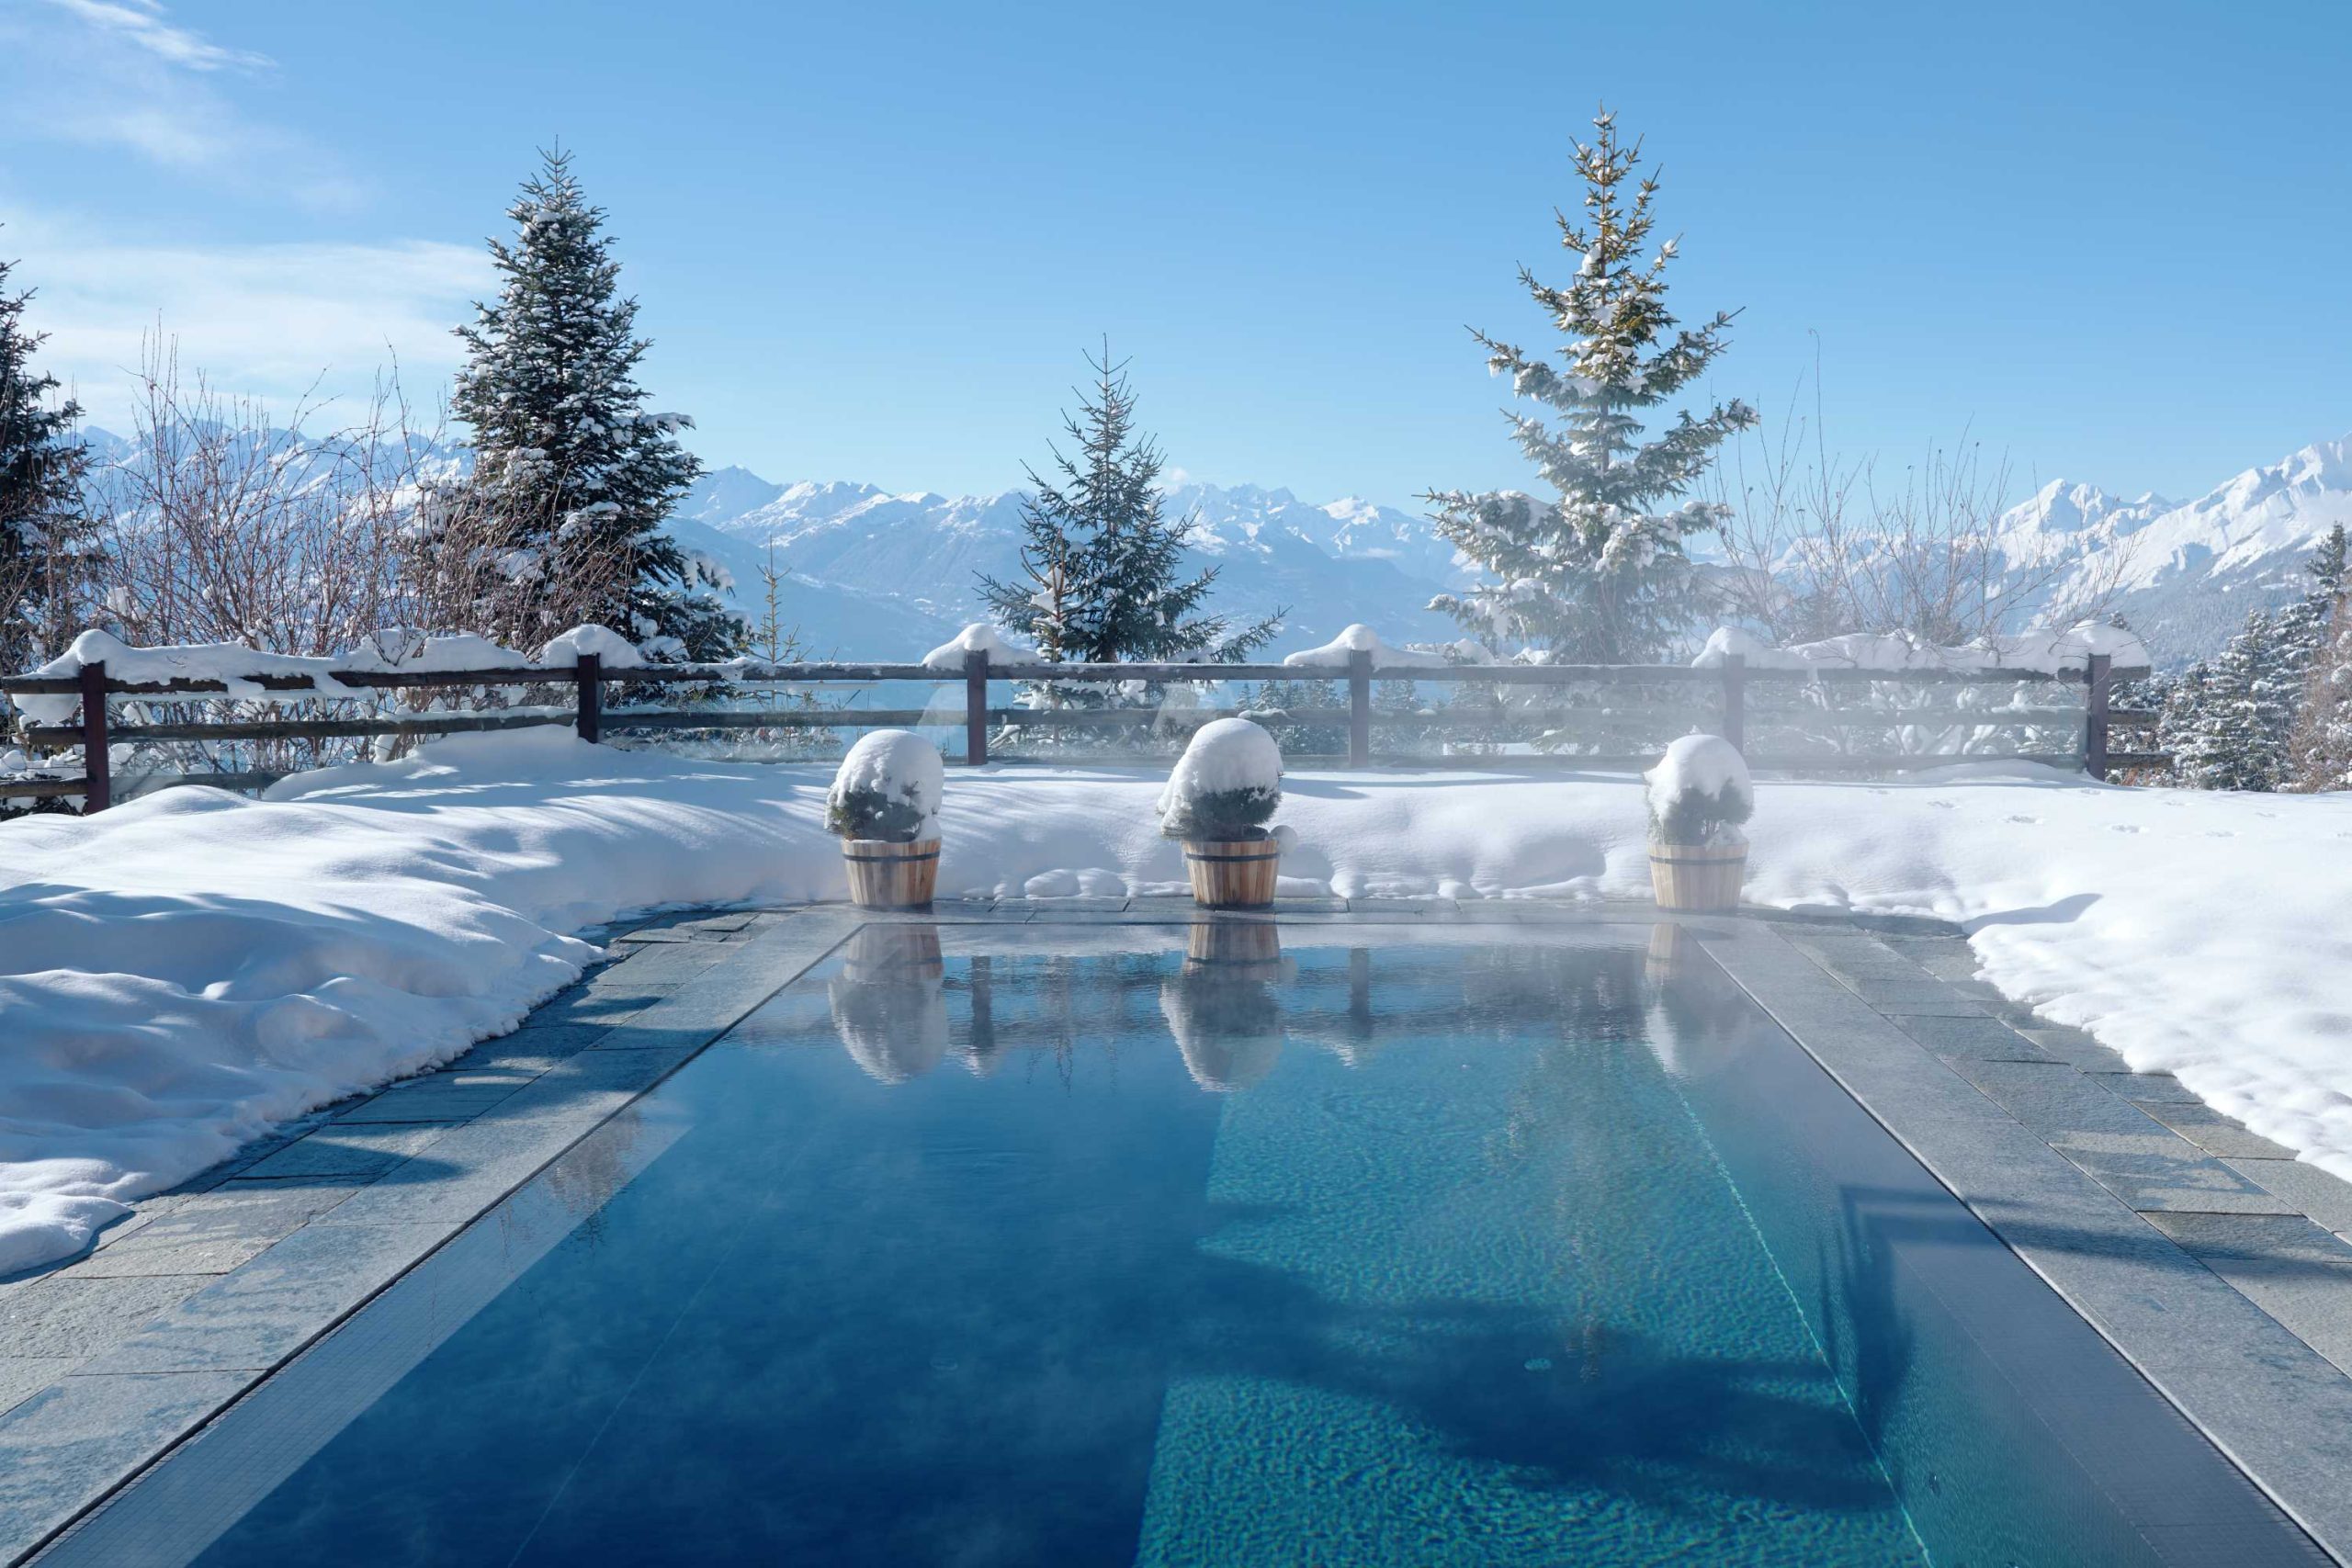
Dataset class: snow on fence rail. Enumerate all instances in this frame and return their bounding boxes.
[0,630,2161,812]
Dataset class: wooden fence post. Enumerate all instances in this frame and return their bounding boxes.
[1347,649,1373,768]
[574,652,602,744]
[965,649,989,766]
[78,660,110,814]
[1722,653,1746,751]
[2085,652,2112,782]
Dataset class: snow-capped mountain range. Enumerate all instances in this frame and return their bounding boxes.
[2008,436,2352,660]
[686,433,2352,665]
[673,475,1470,659]
[74,422,2352,666]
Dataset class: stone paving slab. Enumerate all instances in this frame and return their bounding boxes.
[0,1371,255,1560]
[2138,1100,2303,1161]
[224,1122,452,1184]
[52,1186,361,1281]
[2232,1158,2352,1243]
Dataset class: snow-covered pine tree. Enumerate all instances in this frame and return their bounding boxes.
[2150,661,2209,784]
[0,243,99,679]
[2174,612,2293,791]
[1426,109,1755,662]
[977,344,1278,668]
[2286,525,2352,789]
[450,151,741,660]
[2291,607,2352,792]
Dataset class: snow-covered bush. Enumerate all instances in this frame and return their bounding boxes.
[824,729,944,842]
[1645,733,1753,846]
[1158,717,1283,840]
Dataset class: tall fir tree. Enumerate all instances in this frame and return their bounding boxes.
[451,150,741,660]
[2174,612,2294,791]
[0,243,99,678]
[2161,527,2347,792]
[2285,525,2352,789]
[978,345,1277,668]
[1426,109,1755,662]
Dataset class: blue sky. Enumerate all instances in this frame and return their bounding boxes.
[4,0,2348,509]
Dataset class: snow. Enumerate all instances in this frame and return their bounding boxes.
[15,633,346,726]
[7,626,617,730]
[334,630,534,676]
[921,624,1030,671]
[537,625,647,669]
[1282,624,1415,671]
[3,732,2350,1277]
[825,730,944,841]
[1156,718,1283,830]
[1645,734,1753,844]
[1692,622,2154,676]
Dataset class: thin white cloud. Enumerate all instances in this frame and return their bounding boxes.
[37,0,272,73]
[1,0,356,207]
[6,215,494,434]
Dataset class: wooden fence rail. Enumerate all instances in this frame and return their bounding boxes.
[0,649,2153,813]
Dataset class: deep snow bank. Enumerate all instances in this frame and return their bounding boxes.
[2,727,2348,1276]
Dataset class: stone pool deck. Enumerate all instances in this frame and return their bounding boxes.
[4,897,2352,1563]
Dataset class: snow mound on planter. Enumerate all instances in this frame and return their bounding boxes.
[1158,717,1283,839]
[922,624,1030,671]
[1281,623,1414,671]
[826,729,944,841]
[1645,734,1754,846]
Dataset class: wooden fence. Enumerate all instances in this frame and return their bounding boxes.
[0,649,2160,813]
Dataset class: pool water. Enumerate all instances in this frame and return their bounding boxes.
[46,924,2318,1566]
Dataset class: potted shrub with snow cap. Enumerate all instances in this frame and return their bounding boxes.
[1644,733,1753,914]
[826,729,944,909]
[1159,717,1284,909]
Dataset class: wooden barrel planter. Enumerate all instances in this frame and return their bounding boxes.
[1182,838,1280,909]
[1647,840,1747,914]
[842,838,941,909]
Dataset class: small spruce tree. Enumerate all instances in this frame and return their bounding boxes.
[0,243,100,680]
[1426,108,1755,662]
[451,150,741,660]
[978,344,1278,671]
[2175,612,2293,791]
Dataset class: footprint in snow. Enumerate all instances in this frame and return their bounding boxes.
[2007,814,2041,825]
[2110,824,2142,833]
[2207,829,2237,839]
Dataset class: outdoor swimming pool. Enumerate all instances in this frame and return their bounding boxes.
[38,923,2321,1566]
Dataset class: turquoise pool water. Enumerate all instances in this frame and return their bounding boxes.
[43,925,2316,1566]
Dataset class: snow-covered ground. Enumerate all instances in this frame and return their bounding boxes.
[2,728,2347,1276]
